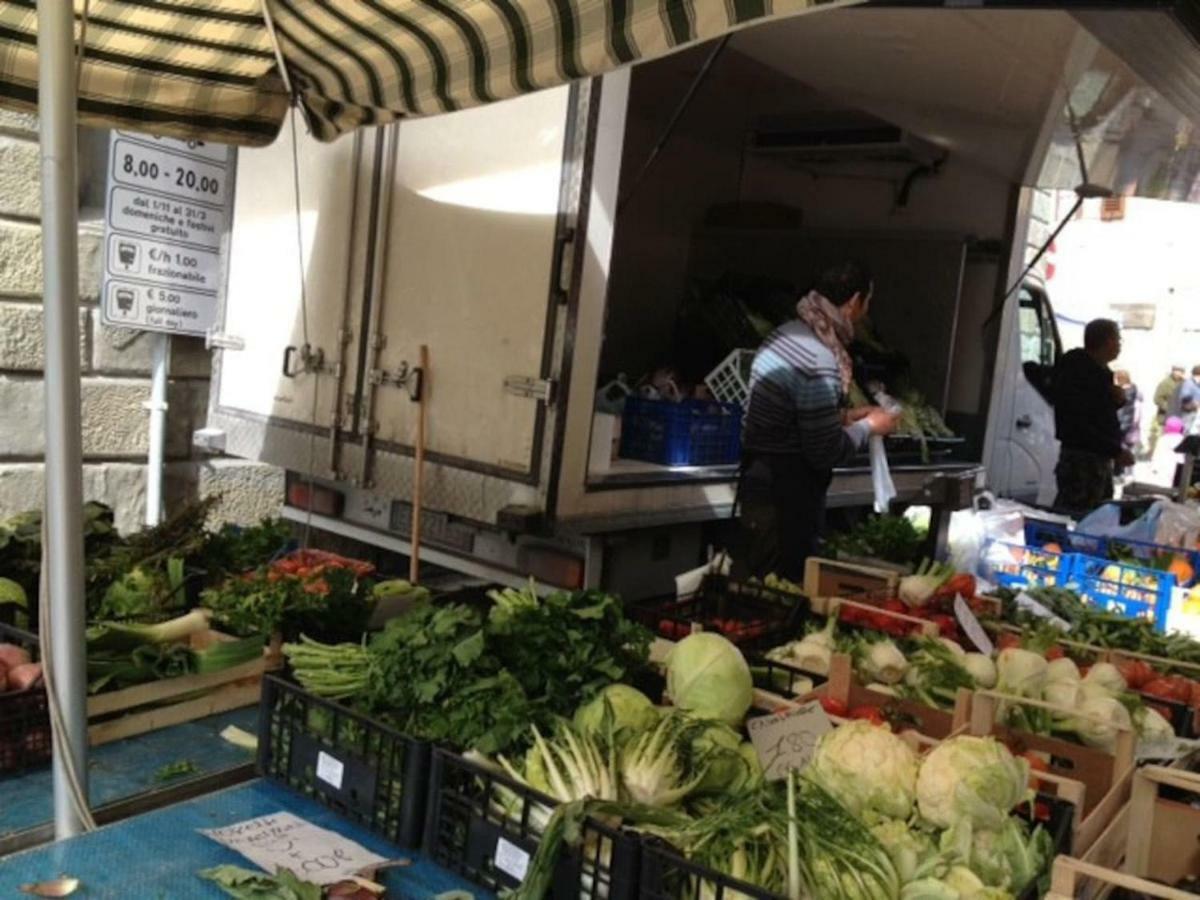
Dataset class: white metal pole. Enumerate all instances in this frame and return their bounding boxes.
[38,0,89,838]
[145,334,171,526]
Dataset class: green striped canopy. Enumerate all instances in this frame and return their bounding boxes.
[0,0,849,146]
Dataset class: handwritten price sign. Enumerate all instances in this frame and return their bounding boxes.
[199,812,385,885]
[746,701,833,781]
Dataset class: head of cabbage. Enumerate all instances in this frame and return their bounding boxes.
[573,684,660,740]
[809,720,919,822]
[665,632,753,727]
[915,736,1029,830]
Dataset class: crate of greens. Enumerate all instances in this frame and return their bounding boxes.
[423,746,642,900]
[0,622,49,774]
[257,674,430,848]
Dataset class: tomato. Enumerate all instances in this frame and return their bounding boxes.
[1189,680,1200,708]
[928,614,958,638]
[1033,800,1051,823]
[849,706,886,726]
[867,612,897,633]
[997,633,1021,651]
[1141,678,1191,704]
[839,606,867,626]
[1043,645,1065,661]
[941,573,977,600]
[819,697,848,717]
[883,598,909,615]
[1115,659,1156,690]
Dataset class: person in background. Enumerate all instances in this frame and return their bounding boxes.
[737,261,898,580]
[1053,318,1131,514]
[1150,364,1185,453]
[1148,416,1185,487]
[1114,369,1141,467]
[1172,365,1200,434]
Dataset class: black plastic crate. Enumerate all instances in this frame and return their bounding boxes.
[631,576,809,653]
[423,747,641,900]
[0,622,50,776]
[256,674,429,848]
[748,655,828,697]
[638,792,1073,900]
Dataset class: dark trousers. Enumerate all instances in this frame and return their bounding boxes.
[733,453,832,582]
[1054,447,1114,516]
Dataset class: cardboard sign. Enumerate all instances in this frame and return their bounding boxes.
[494,837,532,881]
[200,812,385,885]
[954,595,995,655]
[746,701,833,780]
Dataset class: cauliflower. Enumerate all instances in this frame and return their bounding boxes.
[809,720,919,821]
[915,736,1030,830]
[871,818,938,883]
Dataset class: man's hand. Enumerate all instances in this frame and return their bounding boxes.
[864,407,900,436]
[843,406,873,424]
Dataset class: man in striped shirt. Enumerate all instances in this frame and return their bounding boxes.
[736,261,898,580]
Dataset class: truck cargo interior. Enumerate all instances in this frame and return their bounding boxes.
[583,5,1200,487]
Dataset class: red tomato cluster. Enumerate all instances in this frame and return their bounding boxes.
[655,617,769,642]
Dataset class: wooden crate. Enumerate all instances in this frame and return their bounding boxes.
[802,653,972,739]
[85,629,273,746]
[1047,766,1200,899]
[803,557,898,606]
[970,690,1135,821]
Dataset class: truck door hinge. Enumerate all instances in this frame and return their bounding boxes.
[206,330,245,351]
[504,376,557,404]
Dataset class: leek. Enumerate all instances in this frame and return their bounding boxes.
[86,608,211,653]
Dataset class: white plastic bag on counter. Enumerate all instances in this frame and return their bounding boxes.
[676,552,730,600]
[869,435,896,513]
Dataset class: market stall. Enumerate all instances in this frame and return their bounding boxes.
[6,1,1200,898]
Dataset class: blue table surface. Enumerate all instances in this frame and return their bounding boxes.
[1,707,260,838]
[0,779,488,899]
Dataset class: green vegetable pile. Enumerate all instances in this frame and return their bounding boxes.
[285,583,652,754]
[487,643,1050,900]
[826,515,926,566]
[994,586,1200,664]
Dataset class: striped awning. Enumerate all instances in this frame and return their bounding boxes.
[0,0,850,147]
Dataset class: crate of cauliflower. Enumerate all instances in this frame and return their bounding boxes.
[640,722,1073,900]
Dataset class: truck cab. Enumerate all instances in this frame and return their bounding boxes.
[202,3,1200,596]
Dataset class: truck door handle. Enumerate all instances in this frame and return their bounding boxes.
[1015,415,1032,429]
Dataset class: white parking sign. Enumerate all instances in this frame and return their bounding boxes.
[101,131,234,335]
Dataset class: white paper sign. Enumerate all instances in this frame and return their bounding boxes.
[1015,591,1072,632]
[954,595,995,656]
[102,130,234,336]
[316,751,345,790]
[746,701,833,780]
[199,812,385,885]
[494,837,531,881]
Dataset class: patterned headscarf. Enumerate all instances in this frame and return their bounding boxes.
[796,290,855,394]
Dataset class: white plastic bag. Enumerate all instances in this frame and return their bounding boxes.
[869,435,896,513]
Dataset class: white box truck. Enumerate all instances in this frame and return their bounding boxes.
[202,3,1200,596]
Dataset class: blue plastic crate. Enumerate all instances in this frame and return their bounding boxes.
[619,396,742,467]
[1023,518,1106,557]
[1025,516,1200,587]
[1064,554,1175,630]
[982,539,1073,590]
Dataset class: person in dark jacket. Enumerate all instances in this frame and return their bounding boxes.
[1053,318,1131,513]
[736,261,898,580]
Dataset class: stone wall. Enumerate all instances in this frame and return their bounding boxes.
[0,111,282,533]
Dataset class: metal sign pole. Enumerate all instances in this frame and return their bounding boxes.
[37,0,89,838]
[145,333,171,526]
